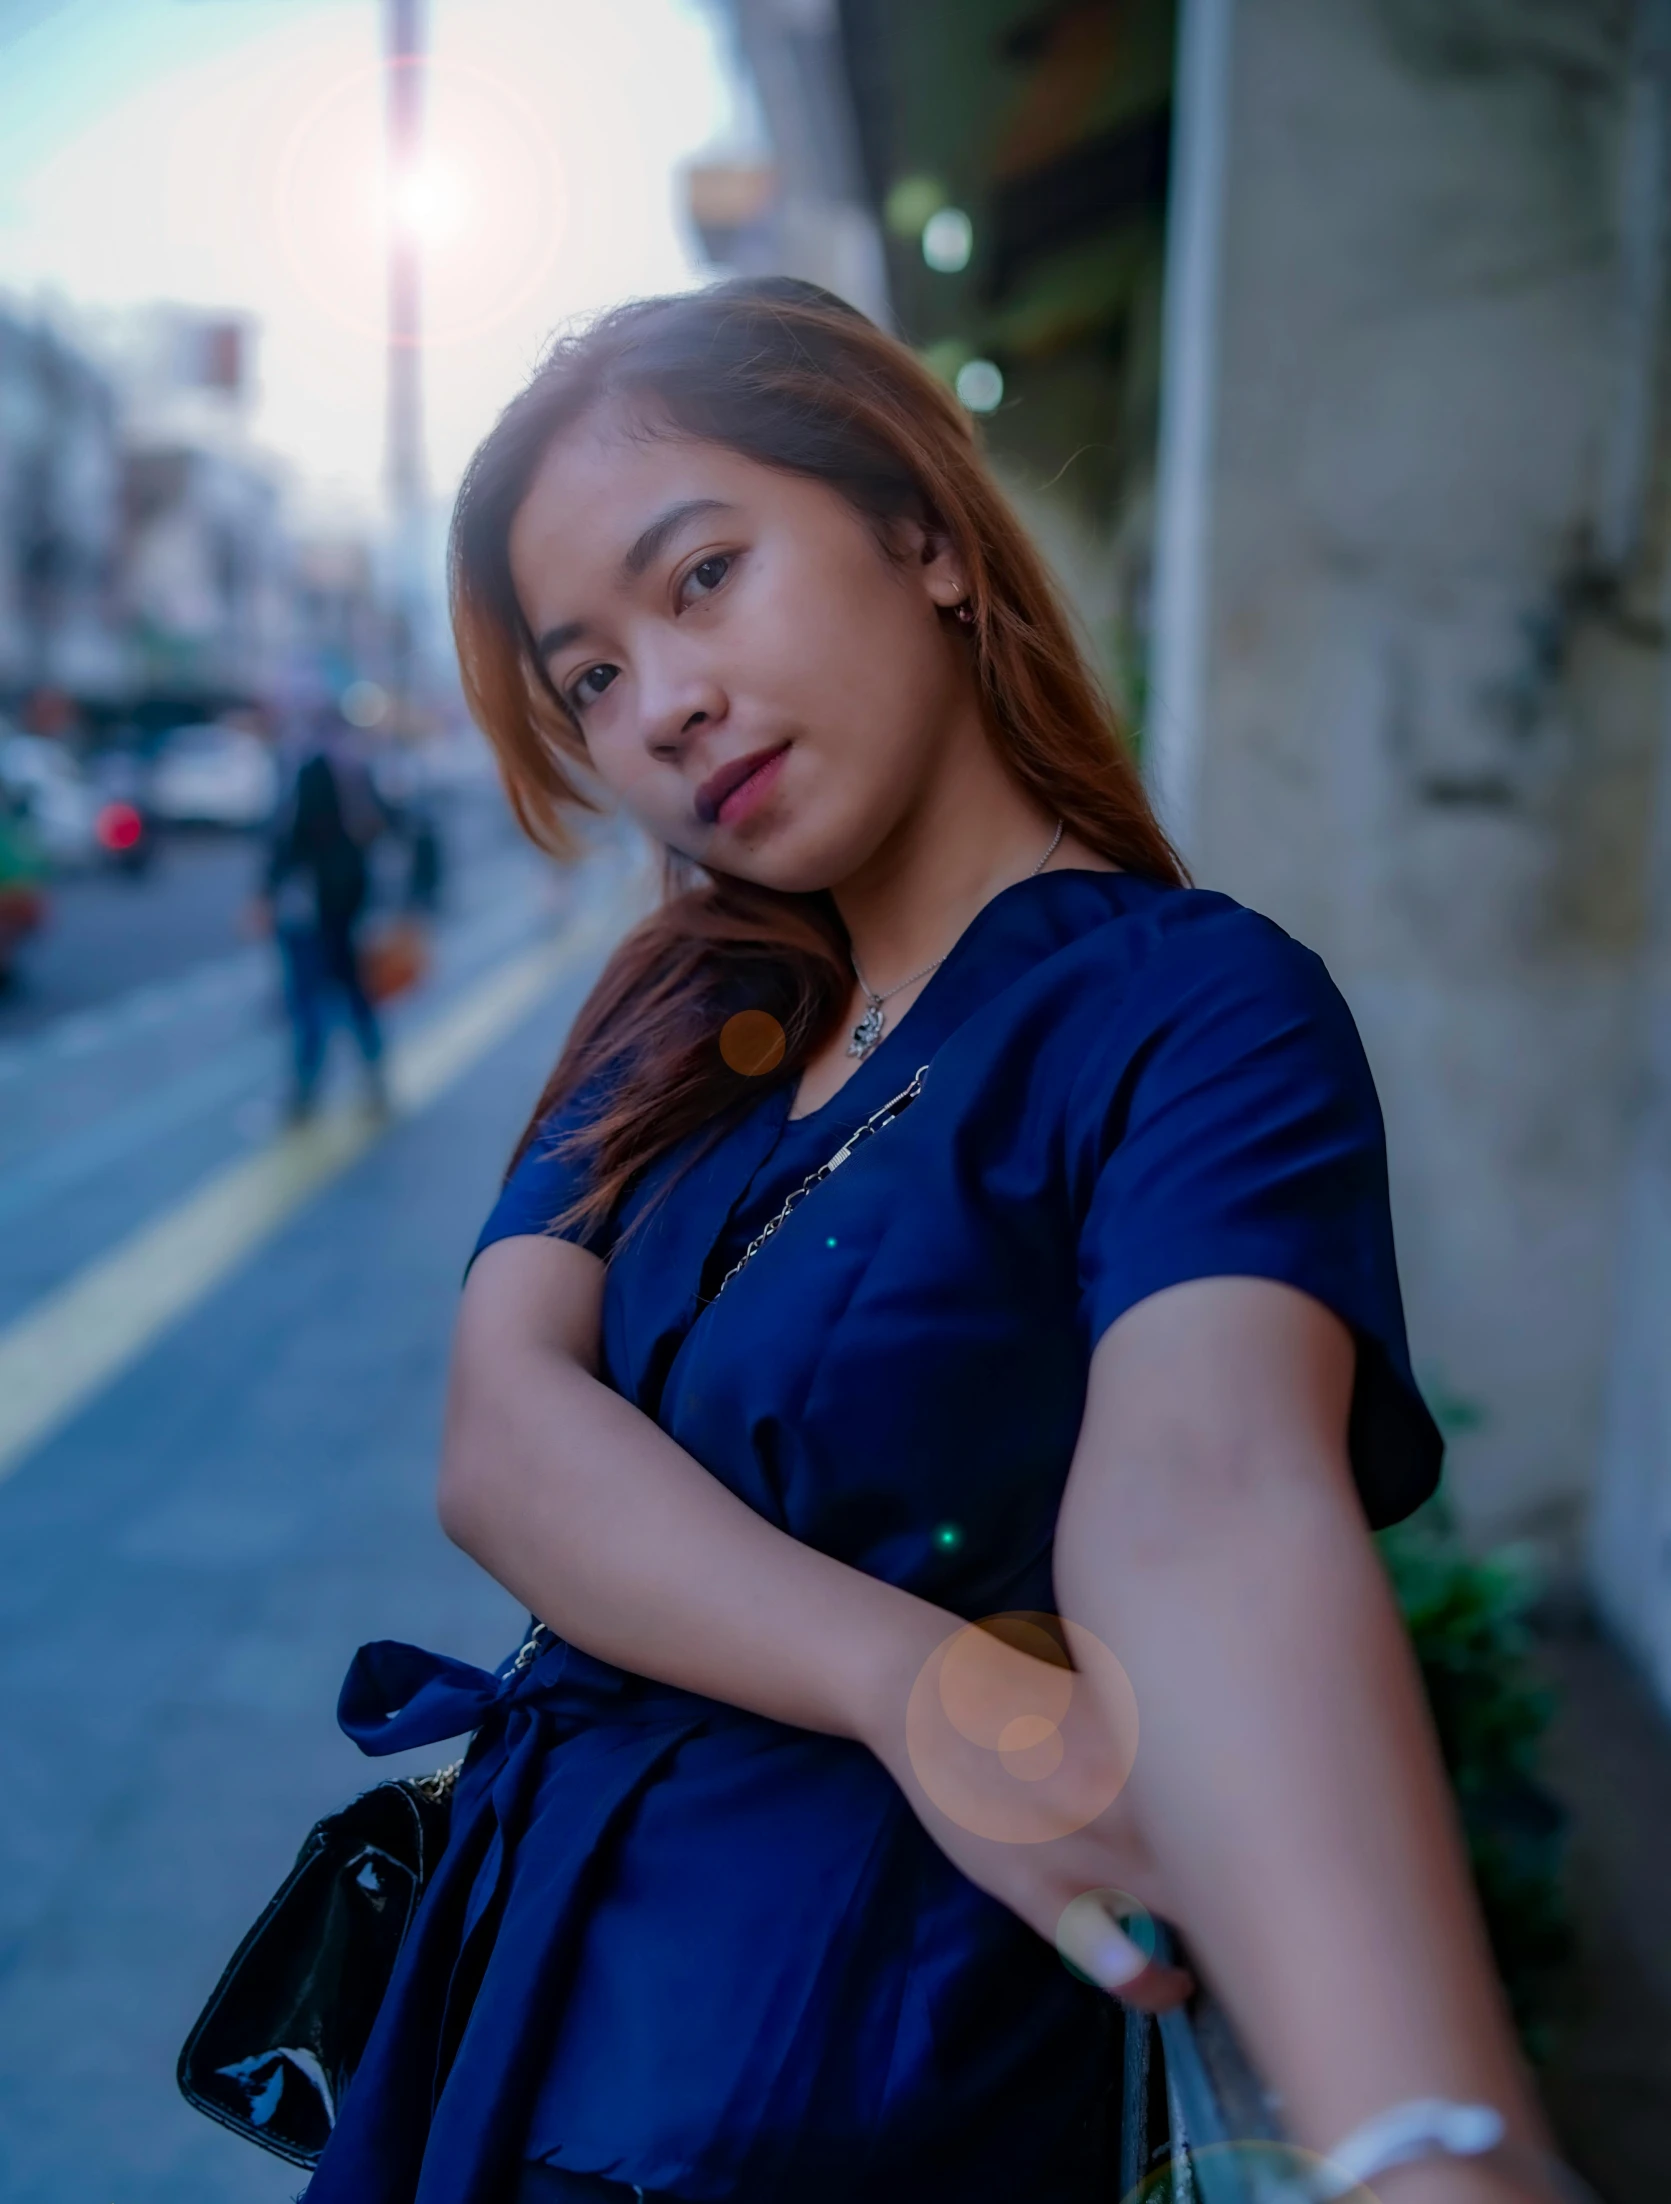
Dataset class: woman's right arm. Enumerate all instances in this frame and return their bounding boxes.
[440,1233,959,1741]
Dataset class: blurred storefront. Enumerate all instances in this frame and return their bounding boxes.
[707,0,1671,1721]
[109,306,285,722]
[120,440,289,717]
[0,308,127,705]
[0,299,416,739]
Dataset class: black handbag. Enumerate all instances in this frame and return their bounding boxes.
[175,1762,458,2168]
[178,1620,557,2167]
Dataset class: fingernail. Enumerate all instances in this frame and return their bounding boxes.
[1056,1890,1160,1991]
[1081,1924,1150,1990]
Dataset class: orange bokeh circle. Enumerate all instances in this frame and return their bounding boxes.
[719,1009,787,1076]
[906,1611,1138,1844]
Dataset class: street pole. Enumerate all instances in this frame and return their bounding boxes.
[384,0,427,736]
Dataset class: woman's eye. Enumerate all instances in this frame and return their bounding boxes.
[683,553,732,601]
[567,663,619,711]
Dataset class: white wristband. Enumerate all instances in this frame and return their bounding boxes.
[1310,2099,1599,2204]
[1311,2098,1506,2197]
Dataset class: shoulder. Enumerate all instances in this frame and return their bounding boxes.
[1038,879,1381,1146]
[1048,876,1354,1049]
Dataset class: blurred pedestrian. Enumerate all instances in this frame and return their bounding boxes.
[255,709,389,1124]
[402,797,444,915]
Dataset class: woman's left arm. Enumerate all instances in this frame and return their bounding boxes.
[1052,1271,1552,2202]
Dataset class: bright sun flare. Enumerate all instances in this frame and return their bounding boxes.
[388,161,467,242]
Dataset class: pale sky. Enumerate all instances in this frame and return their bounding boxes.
[0,0,751,524]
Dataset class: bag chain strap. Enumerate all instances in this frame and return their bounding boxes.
[703,1063,932,1306]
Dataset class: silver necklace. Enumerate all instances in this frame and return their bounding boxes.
[845,819,1065,1060]
[703,1063,931,1304]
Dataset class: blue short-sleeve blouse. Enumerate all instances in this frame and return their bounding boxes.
[312,869,1441,2204]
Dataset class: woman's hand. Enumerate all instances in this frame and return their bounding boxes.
[858,1607,1193,2012]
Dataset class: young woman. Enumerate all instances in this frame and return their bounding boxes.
[308,280,1568,2204]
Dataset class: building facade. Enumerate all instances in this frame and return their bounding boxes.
[0,300,403,734]
[0,309,126,705]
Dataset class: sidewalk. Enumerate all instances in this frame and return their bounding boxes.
[0,863,632,2202]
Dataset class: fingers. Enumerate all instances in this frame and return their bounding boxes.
[1104,1952,1195,2013]
[1054,1889,1195,2013]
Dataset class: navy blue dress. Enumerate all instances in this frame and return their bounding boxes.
[309,869,1441,2204]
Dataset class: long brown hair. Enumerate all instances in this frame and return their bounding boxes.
[449,277,1185,1237]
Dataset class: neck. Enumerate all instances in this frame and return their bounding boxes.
[832,740,1062,994]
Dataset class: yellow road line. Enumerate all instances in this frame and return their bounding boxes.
[0,912,615,1486]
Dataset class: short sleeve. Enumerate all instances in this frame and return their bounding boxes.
[471,1074,622,1271]
[1074,912,1442,1529]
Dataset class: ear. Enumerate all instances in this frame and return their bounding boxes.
[908,509,968,611]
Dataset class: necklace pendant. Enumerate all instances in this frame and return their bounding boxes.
[847,1001,886,1059]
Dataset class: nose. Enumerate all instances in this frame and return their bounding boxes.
[638,638,726,762]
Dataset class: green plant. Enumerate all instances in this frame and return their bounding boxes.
[1379,1497,1571,2060]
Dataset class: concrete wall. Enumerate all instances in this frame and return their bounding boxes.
[1593,738,1671,1702]
[1150,0,1671,1577]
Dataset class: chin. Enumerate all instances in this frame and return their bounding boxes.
[697,822,835,897]
[710,848,828,896]
[682,784,884,896]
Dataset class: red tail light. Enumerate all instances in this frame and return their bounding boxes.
[96,801,144,851]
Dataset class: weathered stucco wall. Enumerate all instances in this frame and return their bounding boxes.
[1592,694,1671,1700]
[1156,0,1671,1565]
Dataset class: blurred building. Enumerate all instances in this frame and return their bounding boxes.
[703,0,1171,727]
[697,0,890,320]
[684,162,783,279]
[289,533,397,706]
[712,0,1671,1715]
[111,307,291,721]
[0,307,127,705]
[120,439,290,713]
[0,300,407,735]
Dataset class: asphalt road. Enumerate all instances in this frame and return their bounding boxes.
[0,792,646,2203]
[0,779,526,1040]
[0,831,261,1039]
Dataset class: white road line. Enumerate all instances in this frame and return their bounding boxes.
[0,951,265,1083]
[0,909,617,1486]
[0,1037,274,1232]
[0,889,558,1230]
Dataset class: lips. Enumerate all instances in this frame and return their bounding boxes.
[695,742,790,826]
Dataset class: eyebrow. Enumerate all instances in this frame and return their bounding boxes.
[533,498,737,668]
[534,617,586,663]
[622,496,734,581]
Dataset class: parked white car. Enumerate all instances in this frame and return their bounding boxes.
[0,731,102,868]
[148,723,278,829]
